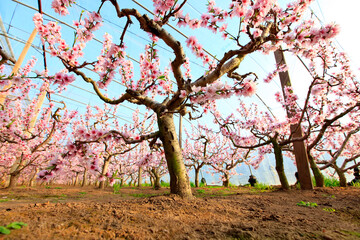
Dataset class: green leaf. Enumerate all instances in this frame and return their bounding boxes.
[15,222,27,227]
[6,222,27,230]
[46,165,56,170]
[7,223,20,230]
[0,226,11,235]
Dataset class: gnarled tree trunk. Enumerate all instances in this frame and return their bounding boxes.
[99,159,110,189]
[82,168,88,187]
[73,172,80,186]
[332,164,347,187]
[137,167,142,187]
[7,171,20,189]
[151,168,161,190]
[222,173,230,187]
[194,167,200,188]
[308,153,324,187]
[29,167,39,187]
[157,113,192,198]
[272,139,290,190]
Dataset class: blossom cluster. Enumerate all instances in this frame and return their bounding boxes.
[38,157,63,181]
[94,33,129,89]
[74,11,103,43]
[190,79,257,106]
[153,0,175,16]
[185,36,212,65]
[263,64,288,83]
[53,72,76,86]
[51,0,76,16]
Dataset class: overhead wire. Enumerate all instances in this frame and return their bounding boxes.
[0,30,143,120]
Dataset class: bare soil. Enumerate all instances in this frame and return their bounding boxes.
[0,185,359,240]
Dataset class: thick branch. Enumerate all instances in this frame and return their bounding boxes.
[0,47,16,65]
[308,102,360,150]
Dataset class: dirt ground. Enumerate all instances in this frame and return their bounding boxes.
[0,185,359,240]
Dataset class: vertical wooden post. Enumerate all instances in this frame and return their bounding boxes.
[274,48,313,190]
[0,28,38,105]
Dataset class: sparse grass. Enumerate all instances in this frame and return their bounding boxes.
[128,193,163,198]
[190,182,207,188]
[141,183,152,187]
[196,189,205,194]
[0,198,9,203]
[297,201,318,207]
[228,183,238,188]
[54,187,63,189]
[323,177,340,187]
[160,181,170,187]
[250,183,273,192]
[341,230,360,237]
[113,182,122,194]
[78,192,87,195]
[204,185,222,188]
[322,207,336,212]
[351,182,360,188]
[322,194,336,199]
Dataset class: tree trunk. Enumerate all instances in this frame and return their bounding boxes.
[99,159,110,189]
[29,167,39,187]
[194,167,200,188]
[7,171,20,188]
[222,173,230,187]
[272,140,290,190]
[332,164,347,187]
[149,176,154,186]
[275,49,313,190]
[137,167,142,187]
[82,168,88,187]
[157,113,192,198]
[120,179,123,187]
[73,172,79,186]
[308,153,324,187]
[151,168,161,190]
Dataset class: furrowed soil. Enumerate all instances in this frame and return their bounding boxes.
[0,185,359,240]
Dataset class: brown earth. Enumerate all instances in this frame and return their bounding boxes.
[0,185,359,240]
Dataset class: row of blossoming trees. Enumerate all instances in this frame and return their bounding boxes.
[0,0,359,198]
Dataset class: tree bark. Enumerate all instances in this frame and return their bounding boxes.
[149,176,154,186]
[194,167,200,188]
[272,140,290,190]
[137,167,142,187]
[308,153,324,187]
[99,159,110,189]
[332,164,347,187]
[82,168,88,187]
[29,167,39,187]
[151,168,161,190]
[7,171,20,188]
[157,113,193,198]
[73,172,79,186]
[222,175,230,187]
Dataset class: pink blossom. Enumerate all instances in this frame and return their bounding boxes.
[179,90,187,98]
[241,81,257,97]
